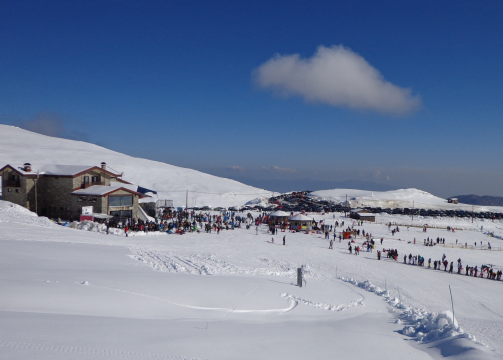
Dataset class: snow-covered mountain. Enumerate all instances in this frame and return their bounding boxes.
[0,125,272,207]
[310,188,503,212]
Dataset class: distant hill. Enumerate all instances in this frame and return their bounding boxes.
[230,178,399,193]
[452,195,503,206]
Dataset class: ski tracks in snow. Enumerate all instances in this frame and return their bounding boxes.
[280,293,364,312]
[128,247,304,278]
[0,341,209,359]
[75,281,298,314]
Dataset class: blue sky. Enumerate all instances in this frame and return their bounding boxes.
[1,0,502,197]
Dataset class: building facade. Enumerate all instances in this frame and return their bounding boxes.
[0,162,144,220]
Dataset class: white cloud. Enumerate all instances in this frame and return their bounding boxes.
[254,45,421,115]
[262,166,297,173]
[371,170,382,180]
[225,166,244,172]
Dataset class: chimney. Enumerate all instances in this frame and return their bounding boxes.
[24,163,32,172]
[101,162,106,170]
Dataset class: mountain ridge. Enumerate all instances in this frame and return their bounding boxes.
[451,194,503,206]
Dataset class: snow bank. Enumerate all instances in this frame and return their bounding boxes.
[338,276,483,345]
[68,221,165,237]
[0,200,58,228]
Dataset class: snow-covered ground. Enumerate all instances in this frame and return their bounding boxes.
[0,125,272,208]
[0,200,502,359]
[310,188,503,212]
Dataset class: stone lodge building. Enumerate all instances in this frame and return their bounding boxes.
[0,162,144,220]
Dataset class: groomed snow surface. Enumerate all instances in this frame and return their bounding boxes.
[1,200,502,359]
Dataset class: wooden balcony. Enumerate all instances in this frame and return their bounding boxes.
[81,181,105,189]
[3,180,21,187]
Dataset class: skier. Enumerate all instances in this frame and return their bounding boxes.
[283,235,286,245]
[329,239,333,249]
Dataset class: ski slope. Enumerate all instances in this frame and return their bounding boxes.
[0,125,272,207]
[0,200,502,359]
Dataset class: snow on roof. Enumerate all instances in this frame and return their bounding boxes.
[288,214,313,221]
[110,181,138,192]
[4,164,120,177]
[72,185,136,196]
[355,213,375,217]
[269,210,290,217]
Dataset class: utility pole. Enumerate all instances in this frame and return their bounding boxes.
[472,205,474,223]
[186,190,188,213]
[345,194,348,217]
[412,201,414,221]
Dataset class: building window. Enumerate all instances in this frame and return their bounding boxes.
[92,176,99,182]
[84,176,89,183]
[109,195,133,207]
[77,196,86,202]
[7,188,12,192]
[15,189,19,193]
[110,210,132,219]
[88,197,97,203]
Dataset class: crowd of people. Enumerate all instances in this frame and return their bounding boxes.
[374,244,502,281]
[98,208,502,281]
[102,208,260,236]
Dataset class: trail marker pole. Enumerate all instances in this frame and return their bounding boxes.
[449,285,455,325]
[297,267,303,287]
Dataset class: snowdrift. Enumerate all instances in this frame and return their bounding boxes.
[0,200,58,228]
